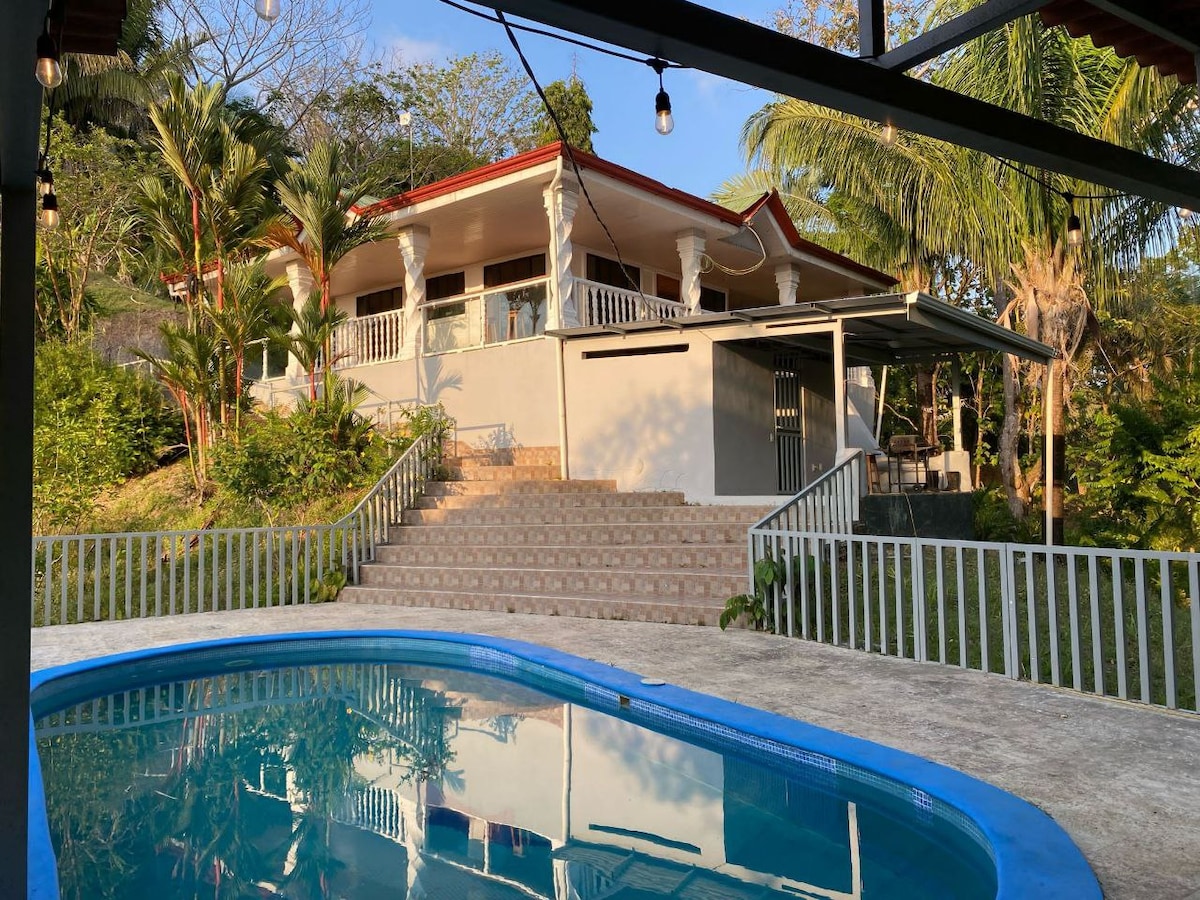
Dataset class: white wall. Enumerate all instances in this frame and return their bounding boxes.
[563,332,716,499]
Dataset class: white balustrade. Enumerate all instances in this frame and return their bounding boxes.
[330,308,406,369]
[573,279,688,327]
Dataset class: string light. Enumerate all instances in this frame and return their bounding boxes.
[41,191,59,229]
[35,28,62,89]
[254,0,281,22]
[879,122,899,145]
[35,160,53,197]
[1064,193,1083,247]
[650,60,674,136]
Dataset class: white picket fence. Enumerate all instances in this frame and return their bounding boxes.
[31,430,442,627]
[749,526,1200,713]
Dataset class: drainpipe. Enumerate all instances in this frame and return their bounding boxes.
[556,335,570,480]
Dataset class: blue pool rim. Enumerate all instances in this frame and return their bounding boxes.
[28,629,1103,900]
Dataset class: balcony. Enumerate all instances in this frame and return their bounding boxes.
[330,307,407,369]
[573,279,688,327]
[423,278,550,354]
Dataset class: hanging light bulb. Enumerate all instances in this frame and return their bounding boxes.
[879,122,899,145]
[35,165,53,198]
[650,60,674,136]
[35,30,63,89]
[255,0,281,22]
[42,191,59,229]
[1066,212,1083,246]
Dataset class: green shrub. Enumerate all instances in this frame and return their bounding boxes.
[34,341,182,532]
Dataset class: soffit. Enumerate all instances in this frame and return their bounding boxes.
[59,0,128,56]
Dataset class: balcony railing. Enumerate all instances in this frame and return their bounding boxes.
[330,307,407,369]
[573,278,688,327]
[423,277,549,354]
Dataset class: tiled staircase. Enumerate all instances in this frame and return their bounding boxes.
[339,444,772,625]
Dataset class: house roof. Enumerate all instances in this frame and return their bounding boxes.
[1041,1,1200,84]
[550,291,1056,364]
[58,0,128,56]
[356,142,896,287]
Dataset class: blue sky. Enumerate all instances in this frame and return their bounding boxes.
[368,1,785,200]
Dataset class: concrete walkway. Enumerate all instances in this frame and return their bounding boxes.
[31,605,1200,899]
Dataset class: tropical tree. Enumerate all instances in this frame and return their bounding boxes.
[533,73,598,151]
[265,140,389,314]
[722,1,1194,535]
[268,291,348,401]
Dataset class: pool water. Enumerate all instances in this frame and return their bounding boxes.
[33,641,997,900]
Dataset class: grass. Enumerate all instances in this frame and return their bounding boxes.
[765,537,1198,713]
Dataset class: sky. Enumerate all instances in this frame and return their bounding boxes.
[368,0,786,200]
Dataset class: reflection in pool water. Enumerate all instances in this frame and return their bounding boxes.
[35,661,996,899]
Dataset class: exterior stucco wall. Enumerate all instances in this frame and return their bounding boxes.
[712,344,777,496]
[563,332,717,499]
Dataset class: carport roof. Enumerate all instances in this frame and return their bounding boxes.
[550,291,1056,364]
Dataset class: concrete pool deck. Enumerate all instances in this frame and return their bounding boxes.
[31,604,1200,899]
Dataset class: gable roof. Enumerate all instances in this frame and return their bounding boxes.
[356,142,896,287]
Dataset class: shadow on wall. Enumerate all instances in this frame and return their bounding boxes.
[421,356,463,405]
[570,389,708,493]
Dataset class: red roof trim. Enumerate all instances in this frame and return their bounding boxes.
[742,191,897,286]
[350,144,894,286]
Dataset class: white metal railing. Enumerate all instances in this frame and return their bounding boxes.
[330,308,406,369]
[747,527,1200,714]
[573,279,688,327]
[31,429,443,627]
[754,448,864,535]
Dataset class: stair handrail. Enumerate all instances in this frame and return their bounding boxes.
[337,421,449,582]
[752,447,865,534]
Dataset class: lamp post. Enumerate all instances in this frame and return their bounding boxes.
[398,110,414,189]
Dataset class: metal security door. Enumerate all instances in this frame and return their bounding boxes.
[774,353,805,493]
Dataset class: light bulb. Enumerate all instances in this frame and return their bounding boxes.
[880,123,899,146]
[255,0,281,22]
[42,192,59,229]
[1066,213,1083,247]
[655,89,674,136]
[36,168,53,197]
[35,33,62,89]
[1179,207,1193,220]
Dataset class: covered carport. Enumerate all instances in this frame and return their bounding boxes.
[554,291,1053,503]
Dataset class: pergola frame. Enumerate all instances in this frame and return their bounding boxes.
[486,0,1200,209]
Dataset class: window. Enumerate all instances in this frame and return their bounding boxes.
[484,254,546,288]
[587,253,640,291]
[700,285,726,313]
[656,274,681,303]
[356,285,403,317]
[426,271,465,301]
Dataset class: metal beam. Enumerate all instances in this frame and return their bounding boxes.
[875,0,1052,71]
[1085,0,1200,53]
[858,0,886,59]
[485,0,1200,209]
[0,1,44,894]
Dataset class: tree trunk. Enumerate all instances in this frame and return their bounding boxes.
[1048,358,1066,544]
[999,351,1027,518]
[916,364,937,447]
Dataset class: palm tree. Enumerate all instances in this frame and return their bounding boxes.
[268,292,348,401]
[264,141,390,313]
[148,75,227,306]
[722,3,1193,534]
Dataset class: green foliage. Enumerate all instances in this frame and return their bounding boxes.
[972,488,1036,544]
[34,342,182,532]
[719,554,785,630]
[311,568,347,602]
[535,75,598,152]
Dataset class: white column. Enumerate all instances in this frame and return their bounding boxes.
[951,359,963,452]
[833,321,847,454]
[676,229,707,314]
[284,260,315,381]
[398,225,431,356]
[544,175,580,328]
[775,263,802,305]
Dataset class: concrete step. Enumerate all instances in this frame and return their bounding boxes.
[401,505,772,527]
[357,563,745,600]
[373,543,747,570]
[414,491,686,510]
[339,586,730,627]
[447,465,561,482]
[387,522,750,546]
[446,443,560,468]
[423,479,617,497]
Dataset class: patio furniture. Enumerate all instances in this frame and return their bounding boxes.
[887,435,939,491]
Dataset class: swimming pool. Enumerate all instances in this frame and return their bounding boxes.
[29,631,1101,899]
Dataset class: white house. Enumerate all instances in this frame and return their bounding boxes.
[250,142,1052,504]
